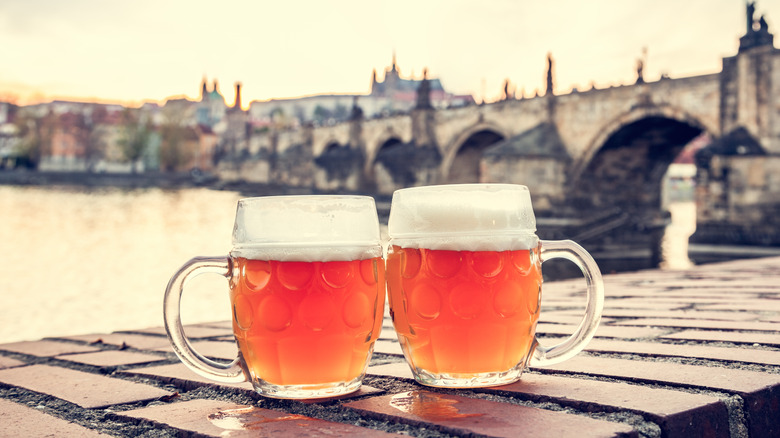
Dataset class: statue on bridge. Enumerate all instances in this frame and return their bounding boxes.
[545,53,554,96]
[740,0,774,52]
[415,68,433,110]
[747,1,756,33]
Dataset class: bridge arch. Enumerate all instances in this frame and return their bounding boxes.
[440,123,508,183]
[571,105,714,182]
[568,105,710,214]
[370,136,406,194]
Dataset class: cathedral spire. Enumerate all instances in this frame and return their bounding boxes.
[200,76,208,100]
[233,82,242,110]
[545,53,554,96]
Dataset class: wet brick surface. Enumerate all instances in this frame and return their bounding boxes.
[0,256,778,436]
[0,398,110,437]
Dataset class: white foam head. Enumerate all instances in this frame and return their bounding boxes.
[388,184,538,251]
[230,195,382,262]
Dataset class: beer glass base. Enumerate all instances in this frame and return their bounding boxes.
[250,376,363,399]
[411,368,524,388]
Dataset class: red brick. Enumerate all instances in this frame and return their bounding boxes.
[121,363,253,392]
[379,327,397,340]
[601,299,691,310]
[154,340,240,360]
[192,320,233,330]
[536,356,780,437]
[120,398,398,437]
[368,361,728,437]
[122,363,381,400]
[563,308,759,321]
[0,364,172,409]
[700,301,780,312]
[540,313,616,325]
[0,340,99,357]
[493,373,729,438]
[373,340,403,356]
[63,333,171,350]
[537,356,780,394]
[585,339,780,366]
[661,329,780,346]
[367,362,414,380]
[611,318,780,332]
[0,356,25,370]
[345,390,636,437]
[0,399,109,437]
[132,324,232,339]
[57,350,166,367]
[537,323,667,339]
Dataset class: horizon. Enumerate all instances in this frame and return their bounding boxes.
[1,0,777,109]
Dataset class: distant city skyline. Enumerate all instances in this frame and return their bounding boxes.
[0,0,777,108]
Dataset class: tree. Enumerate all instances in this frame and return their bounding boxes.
[313,105,332,125]
[82,108,107,172]
[12,111,55,168]
[118,109,150,173]
[158,107,194,171]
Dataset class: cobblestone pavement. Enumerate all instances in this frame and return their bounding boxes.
[1,257,780,437]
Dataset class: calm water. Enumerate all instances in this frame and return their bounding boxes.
[0,185,698,344]
[0,186,243,344]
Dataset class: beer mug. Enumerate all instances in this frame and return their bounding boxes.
[163,196,385,399]
[385,184,604,388]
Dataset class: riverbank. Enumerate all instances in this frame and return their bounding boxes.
[0,169,369,198]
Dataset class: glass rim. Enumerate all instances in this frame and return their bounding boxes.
[391,183,530,195]
[237,194,377,205]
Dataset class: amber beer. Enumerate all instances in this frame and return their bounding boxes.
[386,184,604,388]
[164,195,384,399]
[387,246,541,380]
[230,256,385,387]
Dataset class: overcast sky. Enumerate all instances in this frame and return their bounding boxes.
[0,0,777,107]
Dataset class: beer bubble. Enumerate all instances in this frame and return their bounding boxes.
[233,294,254,331]
[410,283,441,320]
[449,282,484,319]
[401,248,422,279]
[427,250,462,278]
[277,262,314,290]
[299,292,335,331]
[244,260,271,291]
[469,251,504,278]
[321,261,354,289]
[342,292,371,328]
[257,295,292,332]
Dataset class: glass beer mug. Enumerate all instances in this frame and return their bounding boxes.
[163,196,385,399]
[385,184,604,388]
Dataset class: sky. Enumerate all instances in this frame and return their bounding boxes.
[0,0,777,108]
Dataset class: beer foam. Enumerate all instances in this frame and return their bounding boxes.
[388,184,538,251]
[231,244,382,262]
[231,195,382,261]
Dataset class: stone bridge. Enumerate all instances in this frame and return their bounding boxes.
[217,16,780,259]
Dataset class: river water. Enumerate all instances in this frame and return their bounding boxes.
[0,185,698,344]
[0,186,243,344]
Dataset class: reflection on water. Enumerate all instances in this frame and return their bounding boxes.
[0,186,700,344]
[0,186,242,344]
[660,201,696,270]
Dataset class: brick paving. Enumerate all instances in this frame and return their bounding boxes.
[0,256,779,437]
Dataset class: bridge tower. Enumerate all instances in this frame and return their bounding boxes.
[693,1,780,245]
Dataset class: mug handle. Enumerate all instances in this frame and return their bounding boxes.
[529,240,604,367]
[163,256,245,383]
